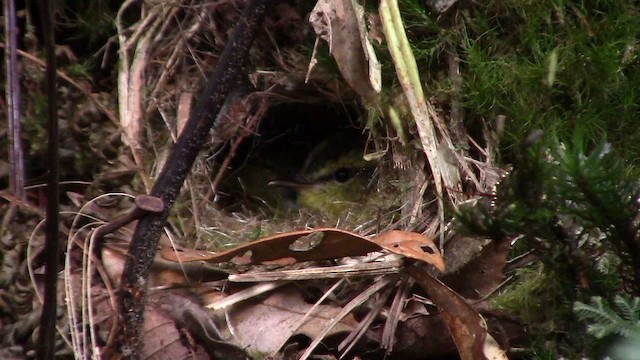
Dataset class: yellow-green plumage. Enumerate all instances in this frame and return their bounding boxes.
[266,130,400,219]
[295,148,376,217]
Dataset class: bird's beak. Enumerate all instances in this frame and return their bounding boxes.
[268,179,315,189]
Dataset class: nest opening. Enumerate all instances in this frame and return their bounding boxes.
[215,102,367,214]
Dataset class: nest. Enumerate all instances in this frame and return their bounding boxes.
[112,0,503,252]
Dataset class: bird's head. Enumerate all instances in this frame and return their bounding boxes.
[269,134,390,218]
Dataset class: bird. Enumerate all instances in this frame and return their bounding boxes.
[269,135,393,219]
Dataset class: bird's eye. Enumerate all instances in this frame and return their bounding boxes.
[333,167,353,183]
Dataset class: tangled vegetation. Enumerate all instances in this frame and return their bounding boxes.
[1,0,640,358]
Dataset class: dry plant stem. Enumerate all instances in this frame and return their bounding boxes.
[338,285,395,357]
[87,234,122,357]
[0,190,46,217]
[38,0,60,358]
[299,275,398,360]
[207,281,288,310]
[504,251,537,272]
[63,221,103,357]
[3,0,25,199]
[116,0,273,357]
[425,103,480,190]
[379,0,448,242]
[228,260,402,282]
[26,221,73,350]
[381,275,411,352]
[380,0,481,208]
[62,194,135,357]
[338,304,378,355]
[116,2,162,192]
[145,7,208,117]
[443,47,485,188]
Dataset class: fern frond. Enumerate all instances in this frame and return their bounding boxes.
[613,295,640,322]
[575,296,640,339]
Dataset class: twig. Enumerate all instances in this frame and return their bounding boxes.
[3,0,25,199]
[116,0,273,357]
[37,0,60,358]
[92,195,165,241]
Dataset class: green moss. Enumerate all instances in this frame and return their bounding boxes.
[466,2,640,156]
[492,264,588,358]
[384,0,640,164]
[493,265,563,323]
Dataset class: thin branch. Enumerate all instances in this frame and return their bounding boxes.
[37,0,60,358]
[3,0,25,199]
[116,0,273,357]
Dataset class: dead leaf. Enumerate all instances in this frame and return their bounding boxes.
[161,228,445,273]
[351,0,382,93]
[309,0,380,102]
[225,286,357,355]
[161,228,378,264]
[141,305,210,360]
[374,231,445,272]
[151,292,250,360]
[407,265,506,360]
[90,287,210,359]
[102,243,228,287]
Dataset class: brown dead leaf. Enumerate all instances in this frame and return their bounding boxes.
[393,310,517,359]
[102,243,228,287]
[91,287,210,360]
[161,228,378,264]
[161,228,445,273]
[151,292,250,360]
[407,265,506,360]
[140,305,210,360]
[225,286,357,355]
[309,0,380,102]
[374,230,445,272]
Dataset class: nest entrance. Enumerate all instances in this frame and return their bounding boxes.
[214,101,367,215]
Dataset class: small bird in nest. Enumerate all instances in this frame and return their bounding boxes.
[270,135,396,219]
